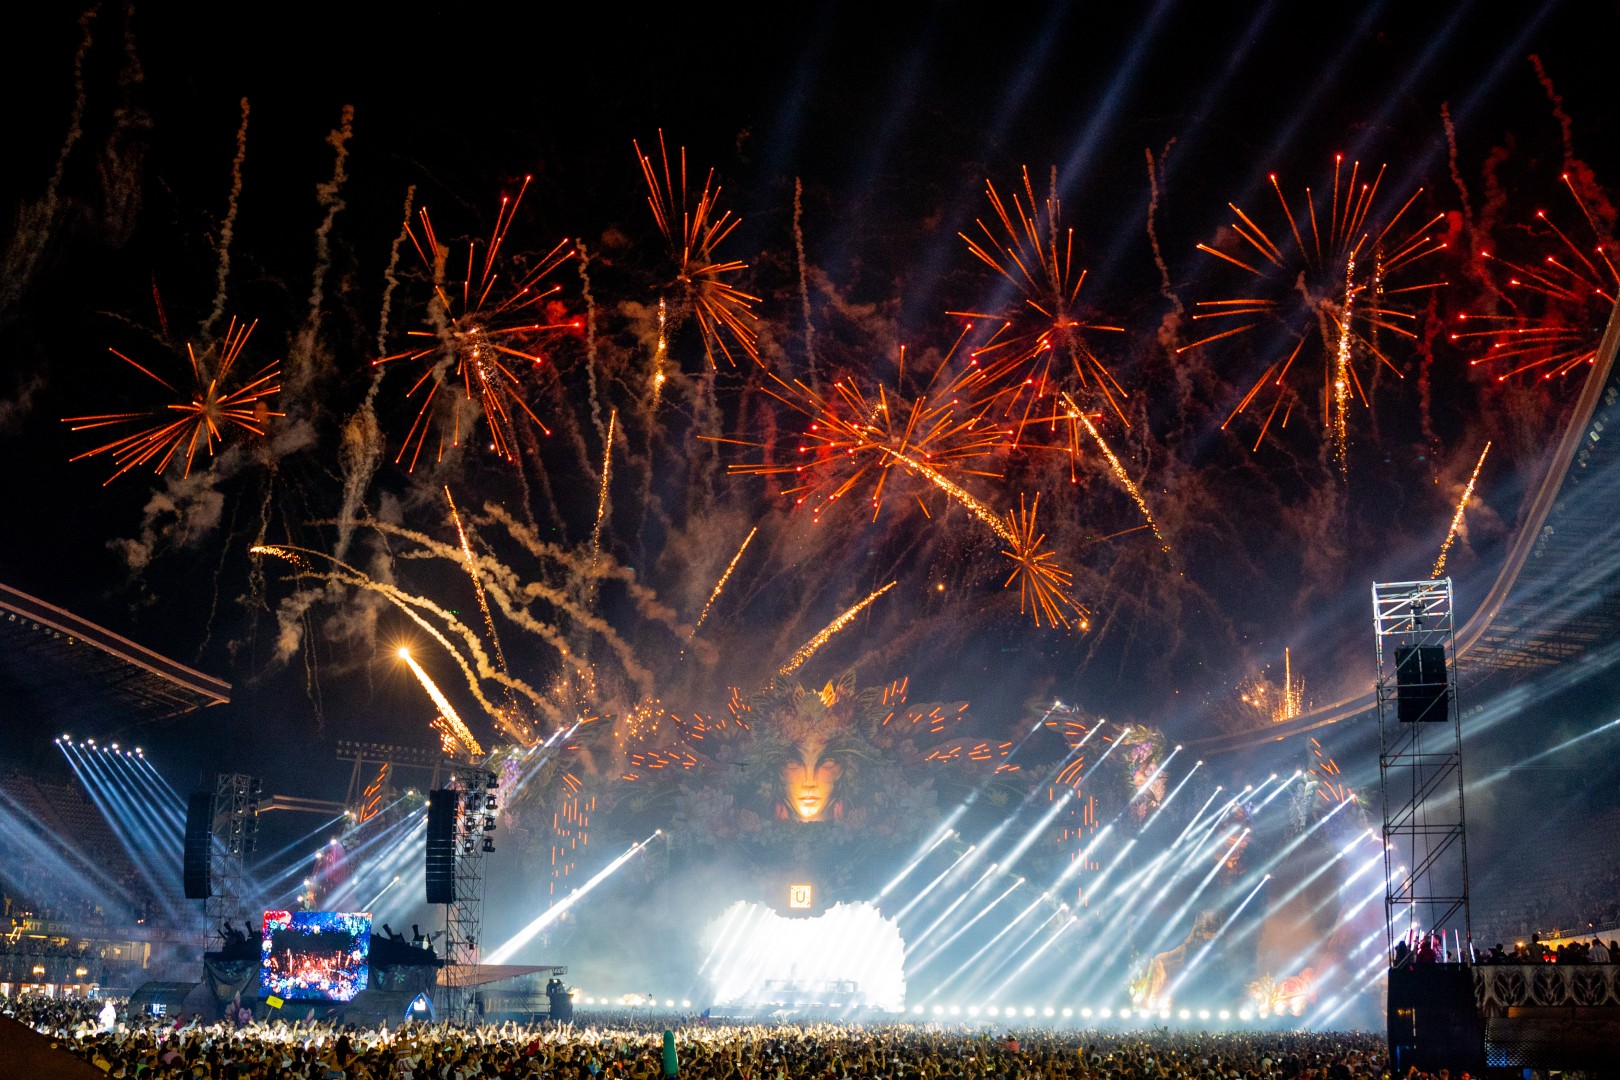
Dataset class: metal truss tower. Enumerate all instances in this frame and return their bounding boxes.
[1373,579,1471,953]
[442,764,498,1021]
[205,773,261,928]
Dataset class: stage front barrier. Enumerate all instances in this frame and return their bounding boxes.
[1390,964,1620,1074]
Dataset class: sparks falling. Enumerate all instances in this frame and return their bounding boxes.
[1274,648,1305,723]
[779,581,897,676]
[1432,441,1491,578]
[65,317,283,484]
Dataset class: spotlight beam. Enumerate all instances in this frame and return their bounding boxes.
[485,831,661,964]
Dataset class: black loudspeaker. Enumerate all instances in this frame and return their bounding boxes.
[426,790,457,904]
[183,791,214,900]
[1395,645,1450,722]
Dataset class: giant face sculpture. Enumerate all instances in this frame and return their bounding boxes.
[781,738,845,821]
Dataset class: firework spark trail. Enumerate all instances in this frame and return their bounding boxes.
[1330,255,1356,475]
[252,543,544,739]
[589,409,616,578]
[446,485,507,676]
[794,178,819,387]
[778,581,897,676]
[1530,54,1578,170]
[695,526,758,631]
[1274,648,1305,723]
[203,98,251,339]
[376,186,416,356]
[397,647,484,758]
[65,318,284,484]
[636,131,762,367]
[650,297,668,415]
[1432,441,1491,578]
[1061,393,1170,552]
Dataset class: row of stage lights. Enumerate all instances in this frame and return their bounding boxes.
[55,736,144,757]
[563,998,1288,1024]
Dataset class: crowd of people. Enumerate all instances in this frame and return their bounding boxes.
[1,995,1408,1080]
[1477,935,1617,964]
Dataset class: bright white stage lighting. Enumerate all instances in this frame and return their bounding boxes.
[968,1005,980,1016]
[1080,1007,1092,1017]
[987,1006,999,1016]
[1099,1007,1112,1019]
[703,899,905,1011]
[1061,1007,1072,1017]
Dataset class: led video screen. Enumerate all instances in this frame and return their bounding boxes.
[260,910,372,1002]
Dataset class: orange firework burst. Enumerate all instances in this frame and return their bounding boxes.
[1002,493,1090,630]
[714,339,1015,522]
[956,166,1129,431]
[64,317,282,484]
[636,132,761,367]
[1182,157,1448,466]
[1453,173,1616,381]
[375,176,576,470]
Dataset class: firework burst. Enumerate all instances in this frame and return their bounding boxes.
[1002,493,1090,631]
[65,317,282,484]
[1454,173,1616,381]
[1182,157,1448,467]
[957,167,1129,430]
[375,176,577,470]
[636,132,761,367]
[1432,442,1491,578]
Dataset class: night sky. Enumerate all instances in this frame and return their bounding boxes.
[3,0,1618,828]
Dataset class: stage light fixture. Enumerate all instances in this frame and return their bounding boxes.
[482,837,495,853]
[487,772,498,789]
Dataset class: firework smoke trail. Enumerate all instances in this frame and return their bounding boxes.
[376,186,417,356]
[1433,441,1491,578]
[1145,144,1184,315]
[795,178,819,387]
[367,510,681,702]
[253,543,544,740]
[1061,393,1169,552]
[1441,103,1473,232]
[2,9,93,320]
[695,526,758,631]
[397,647,484,757]
[778,581,897,676]
[576,238,606,444]
[1530,54,1578,170]
[202,98,251,339]
[446,485,507,676]
[308,106,353,329]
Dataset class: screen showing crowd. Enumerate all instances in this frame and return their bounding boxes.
[260,910,372,1002]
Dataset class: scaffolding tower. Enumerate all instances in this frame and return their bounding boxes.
[442,764,497,1020]
[205,773,261,927]
[1373,579,1471,954]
